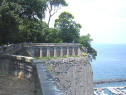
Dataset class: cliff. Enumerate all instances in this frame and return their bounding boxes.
[45,57,94,95]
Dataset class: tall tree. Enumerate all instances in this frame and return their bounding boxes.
[54,12,81,43]
[46,0,67,26]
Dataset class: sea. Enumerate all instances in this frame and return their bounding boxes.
[91,44,126,88]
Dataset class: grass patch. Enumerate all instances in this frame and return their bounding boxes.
[45,62,53,73]
[34,55,82,61]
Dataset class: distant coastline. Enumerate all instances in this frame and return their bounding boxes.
[94,78,126,84]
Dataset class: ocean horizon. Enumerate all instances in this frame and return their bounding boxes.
[91,44,126,81]
[91,43,126,89]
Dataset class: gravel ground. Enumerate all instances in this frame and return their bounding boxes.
[0,75,35,95]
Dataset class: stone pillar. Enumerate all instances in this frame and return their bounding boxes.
[54,47,57,57]
[67,47,69,57]
[60,47,63,57]
[72,47,75,56]
[78,47,81,56]
[47,47,50,57]
[40,48,42,58]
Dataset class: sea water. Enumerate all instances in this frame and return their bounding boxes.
[91,44,126,88]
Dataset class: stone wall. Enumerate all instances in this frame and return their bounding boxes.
[0,54,43,95]
[0,55,33,78]
[0,44,22,54]
[46,57,94,95]
[0,43,93,95]
[0,55,13,75]
[0,54,65,95]
[0,54,94,95]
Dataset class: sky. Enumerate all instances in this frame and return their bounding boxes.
[45,0,126,44]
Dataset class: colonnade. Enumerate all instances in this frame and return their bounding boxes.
[38,46,81,57]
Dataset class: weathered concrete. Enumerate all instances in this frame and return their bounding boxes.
[0,55,14,75]
[36,63,63,95]
[0,55,33,78]
[0,76,35,95]
[0,55,43,95]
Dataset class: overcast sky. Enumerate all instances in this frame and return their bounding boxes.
[45,0,126,44]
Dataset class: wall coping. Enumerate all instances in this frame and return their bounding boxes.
[23,43,81,47]
[0,54,34,63]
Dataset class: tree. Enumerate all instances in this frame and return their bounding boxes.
[46,0,67,26]
[79,34,97,60]
[19,19,48,42]
[0,0,21,44]
[41,27,62,43]
[0,0,47,44]
[54,12,81,43]
[8,0,47,20]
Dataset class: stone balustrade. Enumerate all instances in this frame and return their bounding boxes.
[23,43,83,58]
[0,43,85,58]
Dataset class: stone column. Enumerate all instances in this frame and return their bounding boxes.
[72,47,75,56]
[47,47,50,57]
[78,47,81,56]
[54,47,57,57]
[60,47,63,57]
[67,47,69,57]
[40,48,42,58]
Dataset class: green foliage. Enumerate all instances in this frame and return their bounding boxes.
[0,0,47,44]
[55,12,81,43]
[8,0,47,20]
[41,28,62,43]
[47,0,68,7]
[79,34,97,60]
[45,62,53,72]
[0,0,21,44]
[19,19,48,42]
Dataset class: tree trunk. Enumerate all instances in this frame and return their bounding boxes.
[48,14,51,26]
